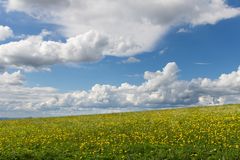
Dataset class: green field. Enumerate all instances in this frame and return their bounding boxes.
[0,104,240,159]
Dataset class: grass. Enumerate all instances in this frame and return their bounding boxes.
[0,104,240,159]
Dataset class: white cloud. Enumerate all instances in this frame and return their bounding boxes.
[0,71,58,117]
[1,62,240,117]
[32,62,240,113]
[3,0,240,57]
[0,30,108,71]
[122,57,141,64]
[0,70,24,85]
[0,25,13,41]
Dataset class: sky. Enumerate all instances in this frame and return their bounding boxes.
[0,0,240,117]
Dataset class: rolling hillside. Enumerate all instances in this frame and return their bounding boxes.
[0,104,240,159]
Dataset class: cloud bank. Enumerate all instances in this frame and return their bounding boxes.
[0,0,239,71]
[1,0,240,64]
[1,62,240,117]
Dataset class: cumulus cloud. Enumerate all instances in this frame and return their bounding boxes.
[0,25,13,41]
[3,0,240,57]
[0,30,108,71]
[39,63,240,112]
[0,70,24,85]
[0,71,58,117]
[1,62,240,117]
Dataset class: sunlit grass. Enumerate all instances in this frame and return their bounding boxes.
[0,104,240,159]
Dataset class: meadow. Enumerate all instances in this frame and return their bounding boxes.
[0,104,240,159]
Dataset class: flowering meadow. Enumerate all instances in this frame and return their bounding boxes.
[0,104,240,159]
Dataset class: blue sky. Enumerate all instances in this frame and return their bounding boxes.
[0,0,240,117]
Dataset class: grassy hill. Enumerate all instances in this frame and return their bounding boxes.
[0,104,240,159]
